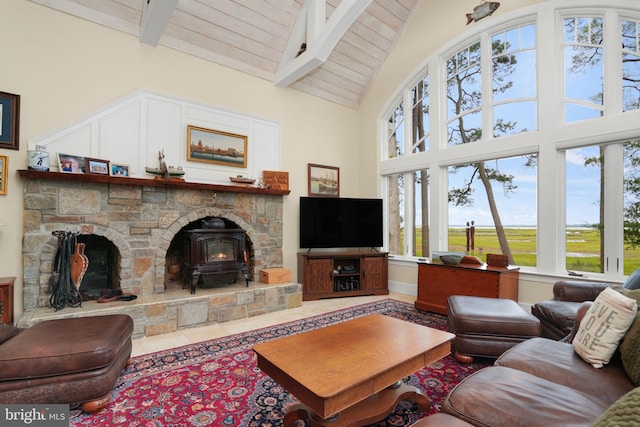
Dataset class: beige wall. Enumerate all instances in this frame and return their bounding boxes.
[0,1,359,320]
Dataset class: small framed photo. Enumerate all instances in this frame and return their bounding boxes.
[308,163,340,197]
[110,163,130,177]
[187,125,248,168]
[57,153,85,174]
[0,91,20,150]
[86,158,110,175]
[0,155,7,195]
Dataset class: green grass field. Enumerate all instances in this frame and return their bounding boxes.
[414,227,640,275]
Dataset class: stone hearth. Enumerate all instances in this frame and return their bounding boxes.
[19,172,301,337]
[18,282,301,339]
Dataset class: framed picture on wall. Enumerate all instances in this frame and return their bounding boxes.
[0,91,20,150]
[0,155,7,195]
[308,163,340,197]
[57,153,85,174]
[187,125,248,168]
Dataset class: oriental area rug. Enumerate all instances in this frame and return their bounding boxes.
[70,299,488,426]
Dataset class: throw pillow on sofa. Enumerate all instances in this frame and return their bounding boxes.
[623,267,640,290]
[613,286,640,385]
[573,287,637,368]
[590,386,640,426]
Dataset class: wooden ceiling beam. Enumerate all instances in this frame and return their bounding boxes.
[275,0,373,87]
[140,0,179,47]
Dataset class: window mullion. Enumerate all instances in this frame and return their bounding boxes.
[403,90,413,159]
[405,171,415,257]
[404,87,415,257]
[538,7,560,131]
[481,31,493,141]
[535,145,563,274]
[603,143,625,279]
[605,9,623,115]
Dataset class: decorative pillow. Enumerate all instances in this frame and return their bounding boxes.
[0,324,20,344]
[573,286,637,368]
[590,387,640,426]
[623,267,640,290]
[613,286,640,385]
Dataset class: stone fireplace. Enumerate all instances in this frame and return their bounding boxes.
[19,171,301,337]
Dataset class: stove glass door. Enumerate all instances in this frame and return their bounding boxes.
[205,240,236,262]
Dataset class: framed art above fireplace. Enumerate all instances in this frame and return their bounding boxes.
[187,125,248,168]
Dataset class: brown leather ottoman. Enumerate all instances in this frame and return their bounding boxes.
[0,314,133,412]
[447,295,540,363]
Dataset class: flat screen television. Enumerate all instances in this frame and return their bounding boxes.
[299,197,383,249]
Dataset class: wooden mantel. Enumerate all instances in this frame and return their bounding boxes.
[17,170,290,196]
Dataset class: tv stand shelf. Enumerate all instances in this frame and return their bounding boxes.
[297,251,389,301]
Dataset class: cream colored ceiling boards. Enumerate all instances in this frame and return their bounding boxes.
[29,0,418,109]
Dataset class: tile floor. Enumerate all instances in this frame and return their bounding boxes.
[131,292,416,357]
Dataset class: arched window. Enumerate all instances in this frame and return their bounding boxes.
[380,2,640,280]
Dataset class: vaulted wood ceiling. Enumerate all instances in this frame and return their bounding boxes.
[30,0,419,109]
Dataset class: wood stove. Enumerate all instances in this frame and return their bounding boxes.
[183,229,249,294]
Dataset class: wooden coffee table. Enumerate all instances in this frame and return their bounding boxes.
[252,313,454,426]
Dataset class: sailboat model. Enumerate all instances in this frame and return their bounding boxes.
[145,150,185,179]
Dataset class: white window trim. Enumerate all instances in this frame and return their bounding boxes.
[379,0,640,281]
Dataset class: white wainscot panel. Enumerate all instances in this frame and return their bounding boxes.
[98,102,142,175]
[252,120,280,172]
[185,107,251,133]
[144,98,183,177]
[40,124,93,171]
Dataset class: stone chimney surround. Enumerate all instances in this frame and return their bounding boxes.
[18,170,301,338]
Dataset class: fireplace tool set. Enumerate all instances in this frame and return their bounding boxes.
[49,231,87,311]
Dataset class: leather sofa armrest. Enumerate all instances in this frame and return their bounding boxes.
[564,301,593,343]
[0,325,21,345]
[553,280,609,302]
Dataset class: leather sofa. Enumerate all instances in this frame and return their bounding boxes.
[0,314,133,412]
[411,297,640,427]
[532,280,609,340]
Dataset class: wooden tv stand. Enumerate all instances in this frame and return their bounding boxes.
[297,251,388,301]
[415,262,519,314]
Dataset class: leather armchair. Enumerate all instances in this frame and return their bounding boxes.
[531,280,610,340]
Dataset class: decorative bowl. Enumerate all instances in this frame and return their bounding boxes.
[439,254,464,265]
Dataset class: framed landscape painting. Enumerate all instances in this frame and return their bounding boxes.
[308,163,339,197]
[187,125,247,168]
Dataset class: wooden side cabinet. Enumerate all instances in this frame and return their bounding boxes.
[298,252,389,301]
[0,277,15,325]
[415,263,519,315]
